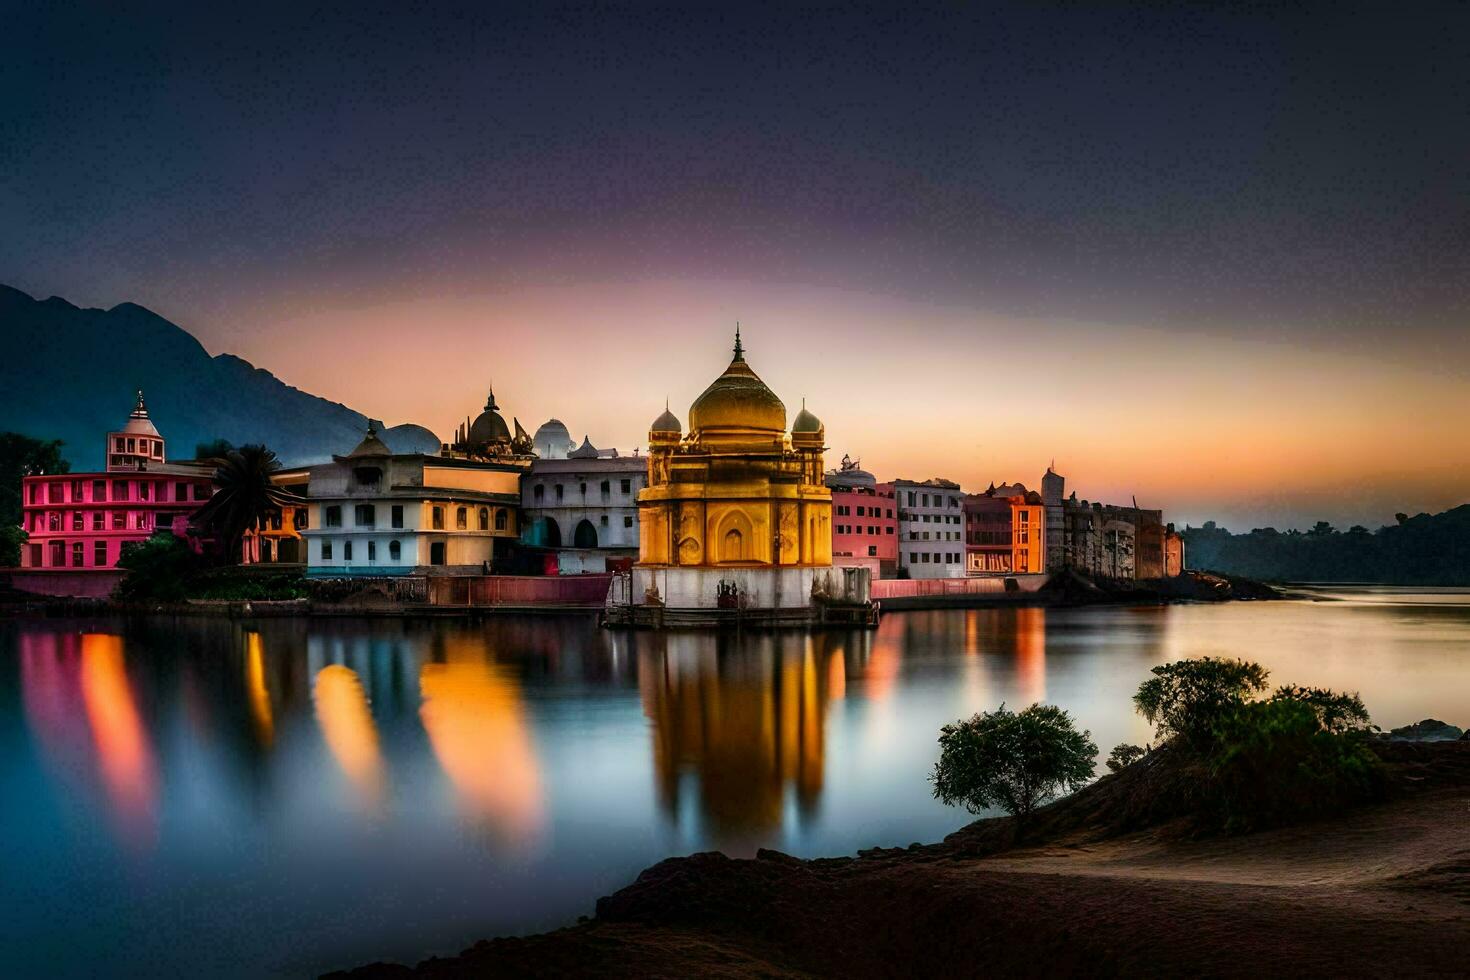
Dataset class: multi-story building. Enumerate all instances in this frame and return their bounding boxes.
[242,467,311,564]
[304,396,530,576]
[520,451,646,574]
[963,483,1046,575]
[1041,465,1066,573]
[893,477,964,578]
[17,391,214,573]
[825,455,897,578]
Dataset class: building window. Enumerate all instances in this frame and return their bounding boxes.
[176,482,188,501]
[886,526,894,534]
[138,481,149,501]
[868,545,878,557]
[71,512,83,531]
[600,480,610,497]
[600,514,609,526]
[70,479,82,501]
[389,539,400,562]
[495,509,507,531]
[94,541,107,566]
[294,509,307,530]
[28,544,41,567]
[432,506,444,530]
[321,540,333,560]
[72,542,84,567]
[115,437,125,452]
[478,507,489,531]
[113,511,125,530]
[430,542,445,565]
[355,504,375,526]
[92,512,104,531]
[325,505,342,527]
[48,482,63,503]
[555,484,563,502]
[28,484,38,504]
[620,479,631,494]
[50,541,65,566]
[533,484,544,501]
[624,515,633,528]
[367,541,376,562]
[391,505,403,528]
[456,507,467,530]
[90,480,104,501]
[343,541,353,561]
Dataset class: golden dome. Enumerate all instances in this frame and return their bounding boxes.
[688,329,786,436]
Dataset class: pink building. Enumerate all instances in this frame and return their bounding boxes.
[17,392,214,579]
[825,454,898,578]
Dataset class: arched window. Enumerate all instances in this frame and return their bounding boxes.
[478,507,489,530]
[573,519,598,548]
[533,484,544,501]
[389,539,401,562]
[456,506,467,530]
[494,508,508,531]
[723,528,744,561]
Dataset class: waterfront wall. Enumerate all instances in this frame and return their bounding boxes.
[4,569,125,598]
[871,575,1050,600]
[426,573,614,607]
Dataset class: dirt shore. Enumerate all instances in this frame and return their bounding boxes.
[331,741,1470,979]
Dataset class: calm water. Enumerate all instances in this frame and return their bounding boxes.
[4,589,1469,977]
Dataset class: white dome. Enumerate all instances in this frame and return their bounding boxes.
[533,418,575,459]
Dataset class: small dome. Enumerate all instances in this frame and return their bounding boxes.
[533,419,575,458]
[688,329,785,436]
[651,404,681,434]
[568,435,600,459]
[791,400,822,434]
[119,390,161,438]
[345,422,392,458]
[380,423,441,455]
[468,388,511,445]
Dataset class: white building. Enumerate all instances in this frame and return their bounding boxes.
[303,425,526,576]
[520,452,646,574]
[893,477,965,578]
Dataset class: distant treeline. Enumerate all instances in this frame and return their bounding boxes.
[1181,505,1470,586]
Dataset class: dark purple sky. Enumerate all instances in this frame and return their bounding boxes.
[3,3,1468,527]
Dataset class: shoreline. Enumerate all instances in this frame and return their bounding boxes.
[330,739,1470,978]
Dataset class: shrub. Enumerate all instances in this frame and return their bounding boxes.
[115,535,203,600]
[932,703,1098,824]
[1269,685,1373,735]
[1106,743,1146,773]
[1134,657,1269,749]
[1207,699,1384,832]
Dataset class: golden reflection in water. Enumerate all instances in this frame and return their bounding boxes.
[861,621,902,702]
[418,639,543,844]
[638,636,837,847]
[313,665,384,807]
[244,632,274,749]
[1014,607,1047,705]
[78,634,158,846]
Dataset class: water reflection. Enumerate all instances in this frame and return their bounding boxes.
[638,634,838,848]
[244,632,274,749]
[419,636,543,845]
[79,634,159,847]
[313,665,384,808]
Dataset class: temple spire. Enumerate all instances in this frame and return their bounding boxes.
[733,322,744,361]
[131,389,148,418]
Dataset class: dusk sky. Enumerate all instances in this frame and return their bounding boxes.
[5,3,1467,529]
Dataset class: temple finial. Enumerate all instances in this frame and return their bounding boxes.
[733,322,744,360]
[132,389,148,417]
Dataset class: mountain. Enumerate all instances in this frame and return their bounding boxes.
[0,284,373,470]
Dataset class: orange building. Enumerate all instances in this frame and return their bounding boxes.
[963,482,1046,576]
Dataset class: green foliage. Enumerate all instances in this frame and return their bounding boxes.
[188,571,309,601]
[1207,699,1384,832]
[1106,743,1146,773]
[190,444,294,564]
[0,431,70,527]
[932,703,1098,821]
[1133,657,1269,749]
[115,535,202,601]
[0,524,27,567]
[1269,685,1372,735]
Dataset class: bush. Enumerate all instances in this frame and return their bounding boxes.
[932,703,1098,824]
[1106,743,1146,773]
[1134,657,1269,749]
[115,535,202,601]
[1269,685,1373,735]
[1207,699,1384,832]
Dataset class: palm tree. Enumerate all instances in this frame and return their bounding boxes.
[191,444,298,564]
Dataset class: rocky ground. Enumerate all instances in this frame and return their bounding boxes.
[331,739,1470,979]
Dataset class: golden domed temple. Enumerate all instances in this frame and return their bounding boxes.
[611,328,870,624]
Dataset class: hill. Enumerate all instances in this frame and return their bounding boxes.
[1180,506,1470,585]
[0,284,372,468]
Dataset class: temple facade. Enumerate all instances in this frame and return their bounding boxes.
[621,330,850,615]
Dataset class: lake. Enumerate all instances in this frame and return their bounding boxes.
[3,588,1469,977]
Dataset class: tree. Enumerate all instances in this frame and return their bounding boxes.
[1133,657,1270,749]
[194,437,235,461]
[189,444,294,564]
[115,534,202,601]
[1106,743,1146,773]
[932,703,1098,825]
[1269,685,1372,735]
[0,432,70,566]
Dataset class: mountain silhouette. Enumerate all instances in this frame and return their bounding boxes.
[0,284,376,469]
